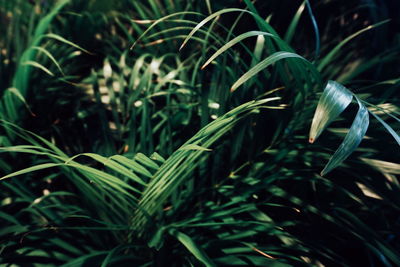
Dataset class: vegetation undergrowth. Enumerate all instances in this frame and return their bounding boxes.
[0,0,399,266]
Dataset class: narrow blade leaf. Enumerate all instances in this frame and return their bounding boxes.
[369,111,400,146]
[230,51,306,92]
[201,31,273,69]
[169,229,215,267]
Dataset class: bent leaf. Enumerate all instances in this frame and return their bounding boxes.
[201,31,274,69]
[309,81,353,143]
[369,111,400,146]
[318,20,389,71]
[22,61,55,76]
[230,51,305,92]
[179,8,245,51]
[45,33,94,55]
[321,97,369,176]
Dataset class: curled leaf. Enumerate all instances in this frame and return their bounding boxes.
[321,97,369,176]
[309,80,353,143]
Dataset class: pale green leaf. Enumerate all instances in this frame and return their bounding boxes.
[309,80,353,143]
[321,97,369,176]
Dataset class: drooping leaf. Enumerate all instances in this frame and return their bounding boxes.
[309,80,353,143]
[318,20,389,71]
[45,33,94,55]
[321,97,369,176]
[369,111,400,146]
[130,11,202,49]
[179,8,245,51]
[22,61,55,76]
[32,46,65,75]
[230,51,306,92]
[201,31,274,69]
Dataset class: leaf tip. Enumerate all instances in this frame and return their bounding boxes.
[320,167,329,177]
[130,41,139,50]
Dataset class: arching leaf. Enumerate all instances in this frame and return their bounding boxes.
[230,51,306,92]
[309,81,353,143]
[321,97,369,176]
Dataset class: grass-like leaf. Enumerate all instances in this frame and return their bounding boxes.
[369,111,400,146]
[317,20,390,71]
[169,229,215,267]
[230,51,306,92]
[201,31,274,69]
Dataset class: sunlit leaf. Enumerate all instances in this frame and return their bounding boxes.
[321,97,369,176]
[309,80,353,143]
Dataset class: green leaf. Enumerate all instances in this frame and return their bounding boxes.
[66,153,147,186]
[109,155,153,178]
[12,0,70,97]
[0,163,63,181]
[100,245,137,267]
[321,97,369,176]
[3,88,36,116]
[230,51,306,92]
[60,251,107,267]
[180,8,245,51]
[369,111,400,146]
[32,46,65,75]
[201,31,274,69]
[284,1,306,44]
[179,144,212,151]
[45,33,94,55]
[134,153,160,171]
[309,80,353,143]
[169,229,215,267]
[22,60,55,76]
[318,20,389,71]
[130,11,202,49]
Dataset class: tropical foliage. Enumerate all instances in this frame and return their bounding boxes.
[0,0,399,266]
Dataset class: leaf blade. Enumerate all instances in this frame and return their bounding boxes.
[309,80,353,143]
[321,97,369,176]
[230,51,306,92]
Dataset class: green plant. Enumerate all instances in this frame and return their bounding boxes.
[1,0,399,266]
